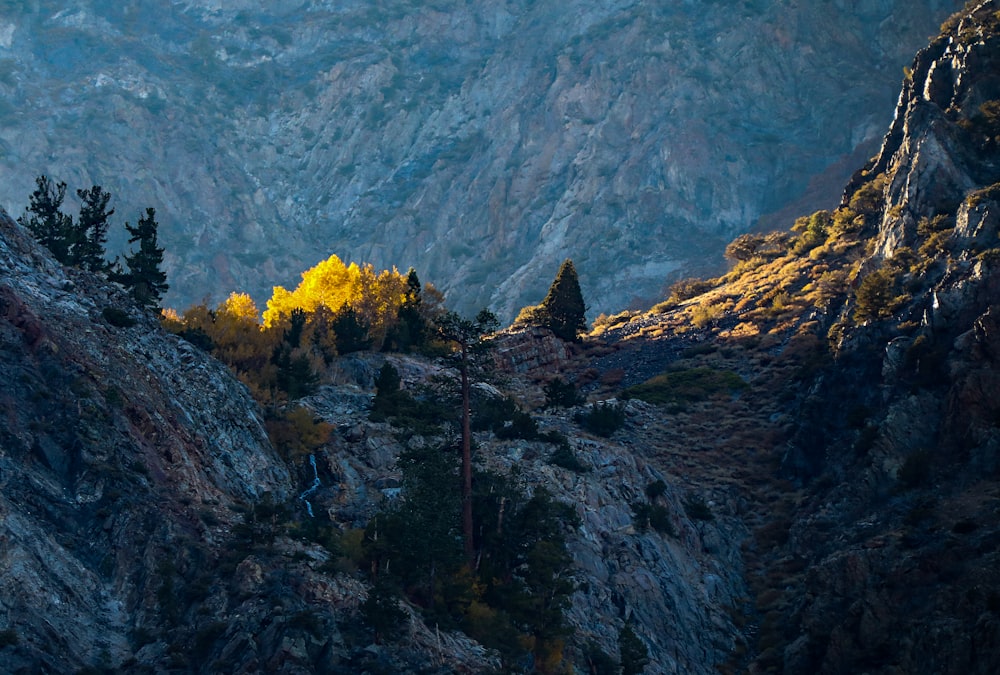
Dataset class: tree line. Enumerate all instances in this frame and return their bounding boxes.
[17,174,168,309]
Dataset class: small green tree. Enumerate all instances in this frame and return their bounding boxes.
[539,259,587,341]
[384,268,428,352]
[543,377,584,408]
[332,303,373,353]
[18,175,75,264]
[71,184,114,271]
[361,579,408,644]
[122,207,169,308]
[618,622,650,675]
[854,267,899,322]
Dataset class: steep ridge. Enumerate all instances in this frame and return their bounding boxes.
[0,0,960,318]
[0,209,298,671]
[579,2,1000,672]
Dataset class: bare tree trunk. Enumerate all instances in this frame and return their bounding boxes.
[460,344,475,568]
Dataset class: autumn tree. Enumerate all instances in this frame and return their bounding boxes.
[18,175,74,264]
[261,253,412,350]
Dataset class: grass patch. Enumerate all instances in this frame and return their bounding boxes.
[623,367,748,408]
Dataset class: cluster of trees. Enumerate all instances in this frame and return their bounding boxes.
[363,437,581,670]
[17,175,168,308]
[161,257,446,405]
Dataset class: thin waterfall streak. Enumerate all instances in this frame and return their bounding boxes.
[298,454,321,518]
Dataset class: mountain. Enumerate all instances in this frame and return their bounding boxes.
[0,0,960,319]
[586,2,1000,670]
[0,205,749,672]
[2,2,1000,673]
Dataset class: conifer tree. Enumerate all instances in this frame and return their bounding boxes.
[435,308,499,568]
[332,303,373,353]
[123,207,169,308]
[71,185,114,272]
[385,268,427,352]
[18,175,74,264]
[539,259,587,341]
[619,622,650,675]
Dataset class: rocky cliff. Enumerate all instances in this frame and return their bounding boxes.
[0,0,960,319]
[0,203,752,672]
[581,3,1000,671]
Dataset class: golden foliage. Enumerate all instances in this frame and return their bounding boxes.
[265,407,333,460]
[261,254,410,347]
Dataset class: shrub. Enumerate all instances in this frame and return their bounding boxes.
[265,407,332,461]
[474,394,539,440]
[548,437,589,473]
[575,401,626,437]
[690,303,718,329]
[102,306,136,327]
[668,277,715,301]
[791,210,832,254]
[632,502,675,536]
[645,480,667,500]
[684,496,714,521]
[361,580,408,644]
[854,267,905,322]
[543,377,585,408]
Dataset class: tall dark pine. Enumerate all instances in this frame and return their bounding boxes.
[540,258,587,341]
[71,185,114,272]
[386,267,426,352]
[435,308,499,568]
[18,175,74,264]
[123,207,169,308]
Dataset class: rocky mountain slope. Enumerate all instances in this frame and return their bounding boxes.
[3,2,1000,674]
[0,0,960,319]
[0,204,750,673]
[583,2,1000,671]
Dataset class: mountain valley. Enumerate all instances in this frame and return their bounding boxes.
[1,2,1000,674]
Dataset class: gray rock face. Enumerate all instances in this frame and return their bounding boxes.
[301,369,748,674]
[0,1,960,319]
[0,209,292,671]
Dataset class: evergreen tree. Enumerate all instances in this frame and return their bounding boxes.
[123,207,169,308]
[71,185,114,271]
[618,622,650,675]
[331,303,373,353]
[539,259,587,341]
[18,175,74,264]
[435,308,499,568]
[385,267,427,352]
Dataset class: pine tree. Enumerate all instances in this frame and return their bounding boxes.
[72,185,114,272]
[385,267,427,352]
[618,622,650,675]
[123,208,169,309]
[18,175,75,264]
[435,308,499,568]
[331,303,373,353]
[539,259,587,341]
